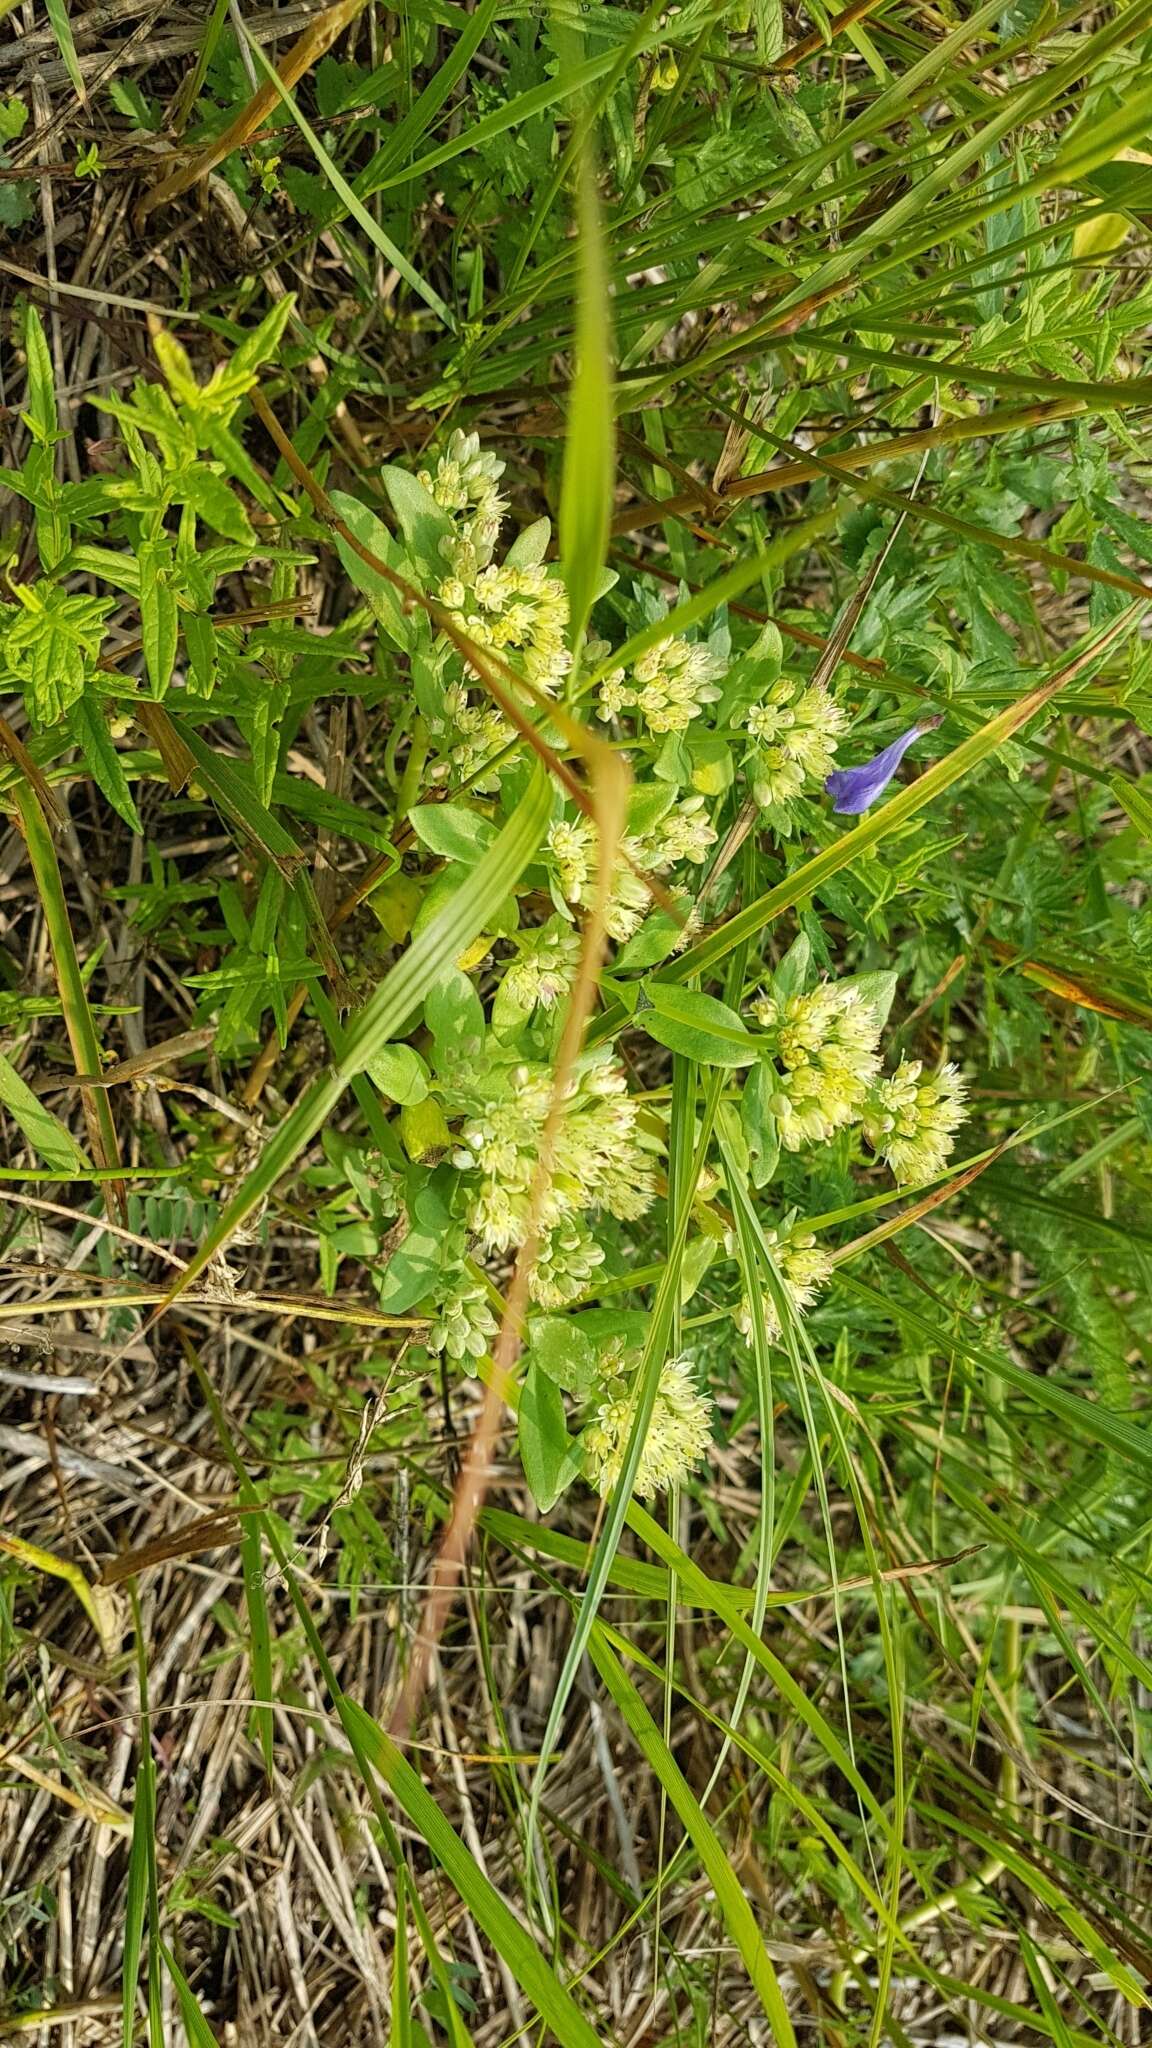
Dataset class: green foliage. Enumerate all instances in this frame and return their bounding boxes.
[5,2,1152,2041]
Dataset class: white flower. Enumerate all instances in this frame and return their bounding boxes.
[753,982,882,1150]
[863,1059,967,1183]
[745,676,847,808]
[607,635,726,735]
[457,1050,654,1300]
[735,1228,833,1345]
[424,1275,498,1362]
[502,919,582,1011]
[583,1355,713,1498]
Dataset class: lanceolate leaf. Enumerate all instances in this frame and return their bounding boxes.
[0,1047,90,1173]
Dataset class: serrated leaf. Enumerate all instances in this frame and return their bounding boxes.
[138,541,178,697]
[174,467,254,543]
[4,583,113,727]
[23,304,58,442]
[71,691,142,832]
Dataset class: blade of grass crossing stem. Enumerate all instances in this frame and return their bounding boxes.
[240,1520,274,1774]
[339,1696,602,2047]
[524,1074,724,1911]
[151,767,550,1313]
[662,605,1143,989]
[362,0,500,188]
[702,1130,776,1799]
[759,1209,909,2032]
[185,1341,277,1775]
[235,19,455,328]
[13,781,124,1216]
[559,147,614,659]
[627,1499,889,1826]
[587,1630,796,2042]
[599,1615,909,1956]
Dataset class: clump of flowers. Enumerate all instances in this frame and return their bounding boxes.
[417,432,571,788]
[734,1227,834,1345]
[548,795,716,943]
[583,1353,713,1498]
[454,1048,655,1305]
[423,1271,498,1363]
[743,675,847,809]
[438,560,571,697]
[419,428,506,571]
[753,981,882,1150]
[863,1058,967,1183]
[501,917,583,1013]
[597,634,725,733]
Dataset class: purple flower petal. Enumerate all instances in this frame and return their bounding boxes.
[824,721,935,815]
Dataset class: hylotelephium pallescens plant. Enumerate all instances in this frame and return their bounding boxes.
[342,428,970,1512]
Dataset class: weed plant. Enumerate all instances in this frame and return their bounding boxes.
[0,0,1151,2041]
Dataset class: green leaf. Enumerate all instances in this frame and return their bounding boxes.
[527,1314,598,1396]
[0,1046,90,1172]
[838,967,899,1031]
[162,1943,221,2046]
[3,583,113,727]
[367,1042,431,1106]
[424,971,486,1073]
[1112,774,1152,841]
[173,467,254,543]
[22,303,58,442]
[44,0,87,105]
[71,691,142,832]
[138,541,178,697]
[380,466,454,577]
[740,1062,779,1191]
[408,803,497,865]
[330,489,412,648]
[559,150,614,650]
[505,517,551,569]
[641,984,757,1067]
[519,1362,581,1512]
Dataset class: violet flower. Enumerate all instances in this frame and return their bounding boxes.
[824,715,942,816]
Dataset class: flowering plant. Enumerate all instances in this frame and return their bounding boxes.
[314,431,968,1508]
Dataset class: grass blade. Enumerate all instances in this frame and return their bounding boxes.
[559,148,614,656]
[588,1628,797,2042]
[149,766,551,1314]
